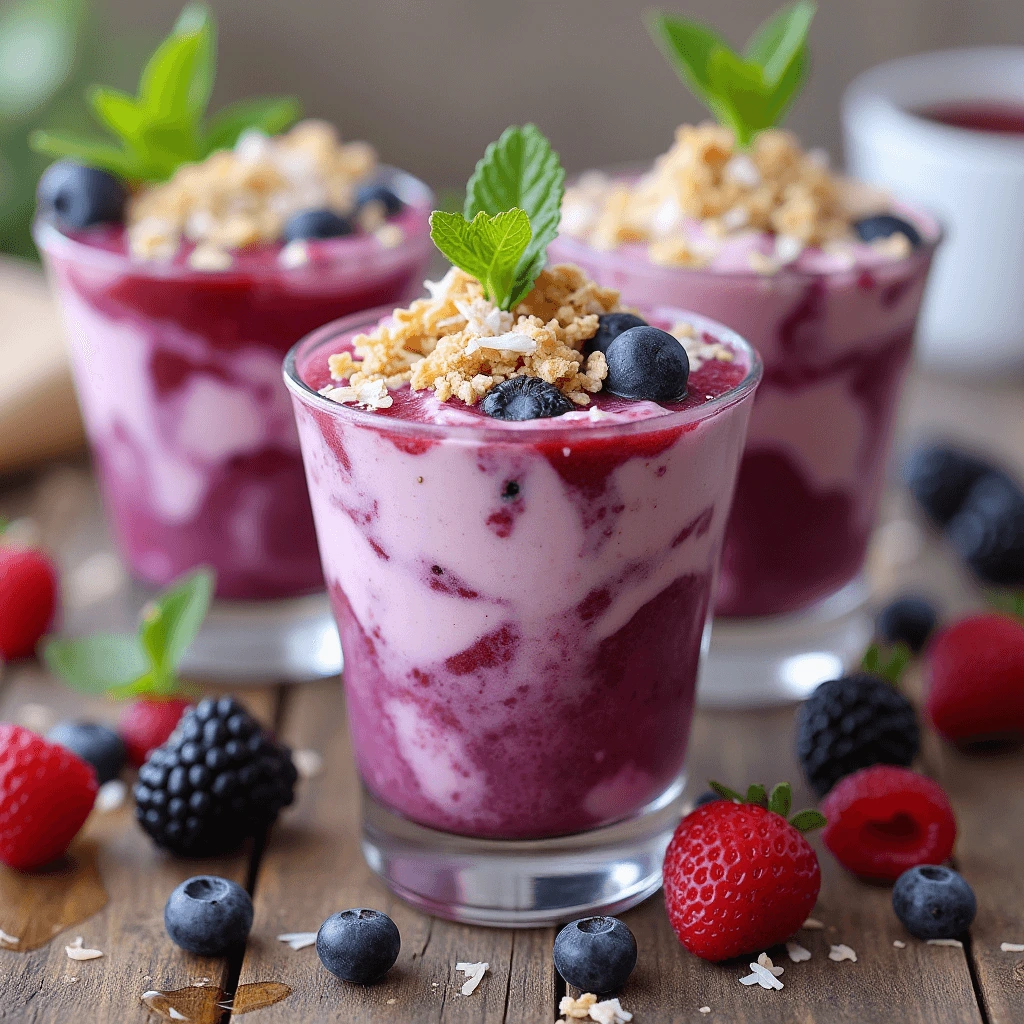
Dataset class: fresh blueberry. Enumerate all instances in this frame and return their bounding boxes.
[605,326,688,403]
[553,916,637,994]
[316,908,401,984]
[481,376,574,421]
[283,209,355,242]
[693,790,722,808]
[46,722,126,785]
[37,161,127,230]
[586,312,649,355]
[946,472,1024,586]
[356,183,404,218]
[892,865,976,939]
[164,875,254,955]
[875,596,939,654]
[903,444,993,527]
[854,214,922,248]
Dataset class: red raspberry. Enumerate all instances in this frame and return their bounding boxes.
[0,725,97,870]
[120,698,190,767]
[0,544,58,660]
[663,801,821,962]
[926,613,1024,744]
[821,765,956,882]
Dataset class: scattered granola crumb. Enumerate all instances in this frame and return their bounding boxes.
[1001,942,1024,952]
[65,936,103,961]
[871,233,913,260]
[95,779,127,813]
[927,939,963,948]
[292,749,323,779]
[802,917,825,930]
[456,961,488,996]
[187,243,233,272]
[375,224,404,249]
[786,940,812,962]
[589,997,633,1024]
[279,239,310,269]
[829,944,857,963]
[320,378,393,411]
[673,321,734,371]
[328,264,620,406]
[0,928,20,947]
[893,940,907,949]
[560,993,598,1018]
[277,932,318,951]
[740,953,785,989]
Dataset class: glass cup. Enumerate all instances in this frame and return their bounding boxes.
[550,195,940,706]
[285,305,761,925]
[36,168,433,681]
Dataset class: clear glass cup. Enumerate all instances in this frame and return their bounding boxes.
[550,189,940,706]
[285,304,761,925]
[36,168,433,681]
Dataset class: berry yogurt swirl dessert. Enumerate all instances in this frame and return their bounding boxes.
[33,5,432,601]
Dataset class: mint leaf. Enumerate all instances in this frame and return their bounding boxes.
[768,782,792,818]
[43,633,149,695]
[202,96,301,155]
[744,1,815,87]
[430,208,532,310]
[464,124,565,308]
[139,567,214,689]
[29,129,138,176]
[647,13,731,118]
[789,809,827,833]
[173,2,216,120]
[986,589,1024,620]
[861,641,912,685]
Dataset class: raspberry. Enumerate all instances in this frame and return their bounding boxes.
[820,765,956,882]
[925,613,1024,744]
[120,698,191,767]
[0,725,97,870]
[663,793,821,962]
[0,544,58,660]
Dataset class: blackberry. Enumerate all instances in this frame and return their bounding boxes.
[134,697,297,857]
[902,443,992,527]
[796,673,919,797]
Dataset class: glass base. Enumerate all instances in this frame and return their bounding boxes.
[698,577,873,708]
[360,775,687,928]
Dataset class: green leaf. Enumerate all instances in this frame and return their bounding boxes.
[138,567,214,687]
[29,128,140,176]
[464,124,565,308]
[647,13,730,112]
[986,589,1024,620]
[709,780,744,803]
[202,95,301,155]
[172,2,216,120]
[861,641,912,685]
[42,633,150,695]
[789,809,827,833]
[430,208,533,310]
[768,782,792,818]
[745,783,769,808]
[88,86,148,142]
[744,1,815,87]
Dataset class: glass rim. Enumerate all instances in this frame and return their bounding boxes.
[32,165,434,280]
[552,162,944,282]
[283,302,763,444]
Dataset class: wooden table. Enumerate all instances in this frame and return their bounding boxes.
[1,370,1023,1024]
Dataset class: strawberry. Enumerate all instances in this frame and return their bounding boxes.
[0,724,97,870]
[663,783,824,962]
[821,765,956,882]
[120,698,190,767]
[0,543,58,660]
[925,613,1024,744]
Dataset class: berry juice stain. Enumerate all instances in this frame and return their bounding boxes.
[0,839,107,951]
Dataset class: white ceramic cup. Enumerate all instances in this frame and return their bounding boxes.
[843,47,1024,375]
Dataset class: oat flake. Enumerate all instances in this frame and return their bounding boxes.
[65,936,103,960]
[786,940,812,962]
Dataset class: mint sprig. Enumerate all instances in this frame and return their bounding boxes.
[43,567,214,699]
[30,4,300,182]
[648,1,816,147]
[709,779,826,833]
[861,641,912,685]
[429,124,564,311]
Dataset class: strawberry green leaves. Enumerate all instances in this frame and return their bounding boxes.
[30,3,300,181]
[708,779,826,832]
[429,124,565,310]
[648,1,816,147]
[43,567,213,699]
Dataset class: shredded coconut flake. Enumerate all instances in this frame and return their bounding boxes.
[465,331,538,356]
[292,749,323,779]
[740,953,784,989]
[456,961,489,996]
[786,940,812,962]
[893,940,907,949]
[277,932,318,950]
[802,917,825,930]
[927,938,963,948]
[320,378,393,411]
[65,936,103,961]
[1001,942,1024,952]
[0,928,19,946]
[279,239,310,268]
[699,1008,711,1015]
[829,944,857,962]
[96,779,127,813]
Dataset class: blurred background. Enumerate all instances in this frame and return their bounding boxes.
[2,0,1022,261]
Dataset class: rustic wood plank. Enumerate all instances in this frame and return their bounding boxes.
[235,680,558,1023]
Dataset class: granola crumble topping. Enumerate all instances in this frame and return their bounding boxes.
[561,122,899,268]
[127,119,377,260]
[327,263,620,407]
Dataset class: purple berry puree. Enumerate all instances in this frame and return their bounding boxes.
[36,202,432,600]
[550,214,939,618]
[286,308,760,840]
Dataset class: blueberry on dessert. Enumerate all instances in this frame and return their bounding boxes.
[854,214,922,248]
[134,696,297,856]
[875,596,938,654]
[605,326,689,402]
[36,162,127,230]
[284,209,356,241]
[164,875,254,955]
[892,865,976,940]
[902,444,993,527]
[481,377,575,421]
[316,909,401,984]
[357,183,405,218]
[46,722,126,785]
[553,916,637,993]
[586,312,649,355]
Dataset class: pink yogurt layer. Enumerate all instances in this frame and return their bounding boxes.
[287,307,760,840]
[36,175,432,600]
[550,204,940,617]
